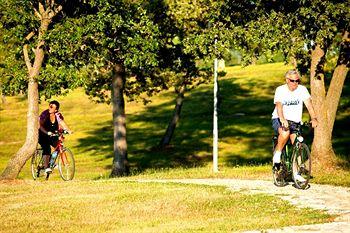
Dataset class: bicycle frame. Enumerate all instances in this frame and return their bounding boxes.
[281,135,303,175]
[50,129,68,167]
[272,121,311,189]
[32,129,75,181]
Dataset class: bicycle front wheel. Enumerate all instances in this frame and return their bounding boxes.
[58,148,75,181]
[31,149,44,180]
[292,143,311,189]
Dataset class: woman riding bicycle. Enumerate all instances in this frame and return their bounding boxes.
[39,100,72,174]
[271,70,318,181]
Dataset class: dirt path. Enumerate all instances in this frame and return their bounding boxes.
[139,179,350,232]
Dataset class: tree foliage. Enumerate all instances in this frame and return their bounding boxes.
[228,0,349,169]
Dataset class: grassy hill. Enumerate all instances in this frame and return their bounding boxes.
[0,63,349,184]
[0,63,348,232]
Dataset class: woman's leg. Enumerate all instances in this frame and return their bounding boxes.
[39,132,51,171]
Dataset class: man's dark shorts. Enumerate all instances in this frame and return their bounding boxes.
[272,118,300,135]
[272,118,281,135]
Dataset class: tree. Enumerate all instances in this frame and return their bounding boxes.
[146,0,229,147]
[229,0,349,171]
[49,0,161,176]
[0,0,65,180]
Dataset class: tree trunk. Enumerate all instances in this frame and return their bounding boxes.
[0,79,39,180]
[0,3,58,180]
[310,44,335,170]
[110,63,129,177]
[0,39,44,180]
[325,31,349,132]
[310,31,349,171]
[159,85,186,147]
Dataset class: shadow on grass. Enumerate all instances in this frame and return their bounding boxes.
[76,70,350,174]
[77,74,277,173]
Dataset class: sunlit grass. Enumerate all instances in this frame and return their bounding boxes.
[0,62,349,186]
[0,180,332,233]
[0,62,348,232]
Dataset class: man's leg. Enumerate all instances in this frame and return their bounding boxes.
[273,127,290,168]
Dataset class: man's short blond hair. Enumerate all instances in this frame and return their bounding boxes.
[285,70,301,79]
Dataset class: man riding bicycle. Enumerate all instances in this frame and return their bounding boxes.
[271,70,318,182]
[39,100,72,174]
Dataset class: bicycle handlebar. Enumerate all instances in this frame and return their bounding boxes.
[50,130,70,137]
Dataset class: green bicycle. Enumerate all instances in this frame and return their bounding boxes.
[31,130,75,181]
[272,121,312,189]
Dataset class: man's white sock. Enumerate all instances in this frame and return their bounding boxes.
[273,151,281,164]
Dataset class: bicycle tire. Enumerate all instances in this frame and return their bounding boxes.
[292,143,311,189]
[58,148,75,181]
[31,149,44,180]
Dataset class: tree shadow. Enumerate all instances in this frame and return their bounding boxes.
[76,69,349,175]
[76,72,279,173]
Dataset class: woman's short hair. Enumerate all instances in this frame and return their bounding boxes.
[49,100,60,111]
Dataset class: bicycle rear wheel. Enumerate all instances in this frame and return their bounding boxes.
[58,148,75,181]
[31,149,44,180]
[292,143,311,189]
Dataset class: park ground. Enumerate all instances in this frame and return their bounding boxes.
[0,63,349,232]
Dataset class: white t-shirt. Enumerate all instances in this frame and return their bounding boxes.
[271,84,311,123]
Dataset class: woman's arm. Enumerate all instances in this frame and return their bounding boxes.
[59,120,73,134]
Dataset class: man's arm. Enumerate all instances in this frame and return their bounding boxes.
[304,98,318,128]
[276,102,288,128]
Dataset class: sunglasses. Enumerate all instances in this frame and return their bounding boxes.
[288,78,300,84]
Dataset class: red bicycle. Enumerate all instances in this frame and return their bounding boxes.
[31,129,75,181]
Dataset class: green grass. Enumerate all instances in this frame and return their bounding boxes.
[0,180,332,233]
[0,62,349,185]
[1,62,348,231]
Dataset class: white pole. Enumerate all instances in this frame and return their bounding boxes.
[213,37,218,173]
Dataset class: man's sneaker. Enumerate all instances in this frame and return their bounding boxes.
[45,168,52,174]
[273,163,281,171]
[294,174,306,182]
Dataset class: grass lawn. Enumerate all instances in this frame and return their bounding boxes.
[1,63,349,184]
[0,62,348,232]
[0,180,332,233]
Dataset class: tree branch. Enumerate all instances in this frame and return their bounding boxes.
[34,8,41,20]
[23,32,35,71]
[38,2,45,15]
[48,5,62,19]
[25,31,35,41]
[23,45,32,71]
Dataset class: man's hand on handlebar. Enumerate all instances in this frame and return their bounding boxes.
[311,118,318,128]
[280,118,289,131]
